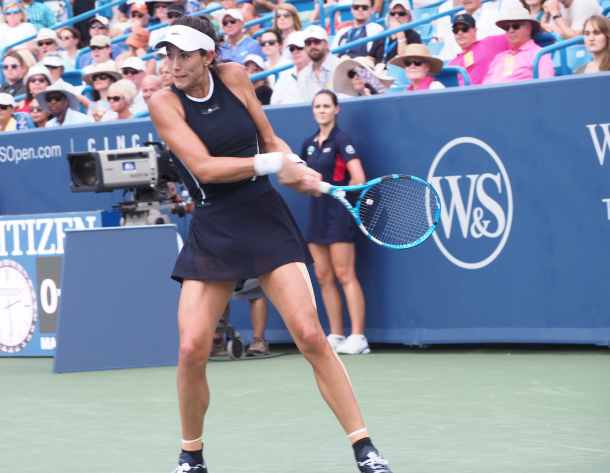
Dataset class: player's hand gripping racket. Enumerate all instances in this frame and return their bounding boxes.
[318,174,441,249]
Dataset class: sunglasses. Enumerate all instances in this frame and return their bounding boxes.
[131,12,145,18]
[305,38,323,46]
[261,39,278,46]
[30,106,43,113]
[29,77,48,84]
[90,45,109,50]
[501,22,524,31]
[2,64,19,70]
[45,94,65,103]
[347,70,359,79]
[404,59,425,67]
[168,13,181,19]
[38,40,55,47]
[452,25,471,34]
[352,4,370,10]
[155,3,169,7]
[90,24,107,29]
[244,65,261,72]
[46,65,61,70]
[92,73,110,81]
[4,9,20,14]
[276,12,291,19]
[122,68,141,75]
[0,104,13,110]
[60,35,74,40]
[288,45,304,52]
[222,18,238,26]
[108,96,124,102]
[389,10,408,16]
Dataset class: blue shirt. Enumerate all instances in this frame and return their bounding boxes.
[218,36,265,63]
[78,44,123,69]
[22,1,57,30]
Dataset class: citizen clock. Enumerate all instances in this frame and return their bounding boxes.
[0,259,38,353]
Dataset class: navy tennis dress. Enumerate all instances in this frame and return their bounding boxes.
[300,125,360,244]
[168,70,312,283]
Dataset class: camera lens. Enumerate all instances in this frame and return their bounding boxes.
[71,155,97,187]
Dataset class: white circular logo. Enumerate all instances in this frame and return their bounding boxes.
[345,145,356,154]
[427,137,513,269]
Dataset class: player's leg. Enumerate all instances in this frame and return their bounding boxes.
[247,297,270,356]
[309,242,346,349]
[329,242,369,355]
[175,279,235,470]
[211,303,229,356]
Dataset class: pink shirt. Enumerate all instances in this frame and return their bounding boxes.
[449,34,510,86]
[406,75,435,91]
[483,39,555,85]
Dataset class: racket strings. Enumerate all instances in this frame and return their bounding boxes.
[359,178,439,247]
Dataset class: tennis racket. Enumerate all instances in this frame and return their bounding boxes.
[318,174,441,250]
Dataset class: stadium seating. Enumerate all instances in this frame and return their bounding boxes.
[62,71,83,87]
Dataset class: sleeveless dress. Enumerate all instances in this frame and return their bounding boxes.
[168,70,313,283]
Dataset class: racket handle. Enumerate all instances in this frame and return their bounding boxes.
[319,181,332,194]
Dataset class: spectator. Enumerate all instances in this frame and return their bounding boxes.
[101,79,139,121]
[271,31,310,104]
[20,0,57,30]
[0,93,18,131]
[72,0,96,44]
[252,0,280,16]
[260,29,291,87]
[389,43,446,90]
[142,74,162,104]
[0,51,27,97]
[218,9,264,62]
[575,15,610,74]
[243,54,273,105]
[520,0,546,21]
[58,27,84,69]
[448,13,510,85]
[483,7,554,83]
[82,35,115,75]
[37,83,93,126]
[115,26,151,69]
[35,28,75,71]
[18,64,53,113]
[367,0,421,66]
[158,59,173,86]
[40,53,73,89]
[120,57,148,114]
[172,0,201,15]
[331,0,385,58]
[273,3,302,58]
[126,2,151,32]
[0,2,38,52]
[297,25,342,102]
[218,0,256,28]
[29,97,51,127]
[300,89,370,355]
[81,63,122,121]
[542,0,602,39]
[334,57,394,96]
[78,15,122,70]
[149,0,174,48]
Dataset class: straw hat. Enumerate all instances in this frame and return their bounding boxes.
[36,82,80,113]
[389,43,443,75]
[82,62,123,87]
[334,57,395,97]
[496,7,541,34]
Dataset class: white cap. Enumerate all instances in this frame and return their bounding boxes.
[36,28,60,45]
[24,65,54,86]
[0,93,16,107]
[41,54,65,68]
[120,56,146,72]
[287,31,305,48]
[89,14,110,27]
[303,25,327,41]
[243,54,265,70]
[221,9,244,22]
[153,24,216,52]
[389,0,411,12]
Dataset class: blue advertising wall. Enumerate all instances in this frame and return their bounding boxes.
[1,73,609,347]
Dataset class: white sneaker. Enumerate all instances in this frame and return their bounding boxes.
[336,334,371,354]
[327,334,346,350]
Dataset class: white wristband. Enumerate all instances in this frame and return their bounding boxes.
[286,153,307,165]
[254,152,284,175]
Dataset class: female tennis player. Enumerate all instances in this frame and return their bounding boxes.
[148,15,393,473]
[301,90,370,355]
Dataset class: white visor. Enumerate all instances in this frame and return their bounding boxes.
[153,25,216,52]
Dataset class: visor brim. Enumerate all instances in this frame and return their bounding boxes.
[153,37,206,52]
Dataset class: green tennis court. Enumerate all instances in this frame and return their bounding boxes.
[2,345,608,472]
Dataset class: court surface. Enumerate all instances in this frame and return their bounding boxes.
[1,344,609,473]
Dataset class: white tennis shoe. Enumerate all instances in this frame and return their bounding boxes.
[327,334,346,350]
[336,334,371,354]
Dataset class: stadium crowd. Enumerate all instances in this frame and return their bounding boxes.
[0,0,609,131]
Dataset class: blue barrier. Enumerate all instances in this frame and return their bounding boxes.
[1,73,609,346]
[533,35,584,79]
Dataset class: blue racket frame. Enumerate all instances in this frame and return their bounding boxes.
[320,174,442,250]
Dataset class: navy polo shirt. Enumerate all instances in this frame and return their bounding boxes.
[300,125,360,244]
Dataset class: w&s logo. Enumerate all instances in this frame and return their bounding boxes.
[427,137,513,270]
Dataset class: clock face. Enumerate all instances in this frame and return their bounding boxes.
[0,260,38,353]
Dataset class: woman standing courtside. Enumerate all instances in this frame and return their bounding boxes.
[148,15,392,473]
[301,90,370,355]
